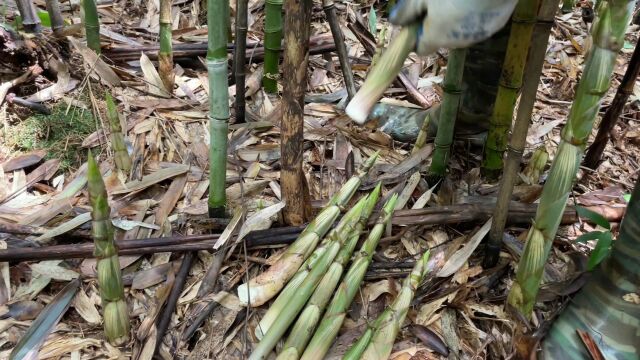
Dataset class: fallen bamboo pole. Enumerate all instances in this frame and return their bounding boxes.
[103,35,336,62]
[0,227,303,262]
[0,202,624,263]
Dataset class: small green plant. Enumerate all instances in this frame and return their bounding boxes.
[575,205,613,271]
[2,101,95,171]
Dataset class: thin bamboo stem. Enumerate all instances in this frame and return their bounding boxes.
[482,0,541,176]
[159,0,174,93]
[263,0,283,93]
[323,0,356,99]
[234,0,248,123]
[583,40,640,169]
[45,0,65,36]
[82,0,101,54]
[484,0,561,268]
[508,0,634,317]
[428,48,467,178]
[207,0,231,218]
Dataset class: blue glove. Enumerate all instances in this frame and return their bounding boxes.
[389,0,519,55]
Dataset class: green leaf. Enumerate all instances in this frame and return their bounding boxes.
[587,231,613,271]
[10,279,80,360]
[575,230,604,244]
[37,10,51,28]
[368,5,377,35]
[575,205,610,230]
[623,193,631,203]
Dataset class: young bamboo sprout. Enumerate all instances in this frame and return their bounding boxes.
[82,0,101,54]
[482,0,541,176]
[249,199,369,360]
[158,0,174,92]
[262,0,283,92]
[45,0,65,36]
[343,250,431,360]
[87,152,129,345]
[237,153,378,307]
[256,196,369,339]
[508,0,634,317]
[276,184,382,359]
[300,194,399,360]
[345,25,418,124]
[428,48,467,177]
[105,94,132,174]
[207,0,231,218]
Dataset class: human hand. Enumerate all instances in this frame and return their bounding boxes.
[389,0,519,55]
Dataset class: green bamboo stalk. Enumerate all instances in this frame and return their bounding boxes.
[82,0,101,54]
[234,0,248,123]
[263,0,283,93]
[275,184,382,358]
[542,177,640,359]
[45,0,65,36]
[237,153,379,307]
[248,199,369,360]
[207,0,230,218]
[508,0,634,317]
[256,195,369,340]
[300,194,399,360]
[345,25,418,124]
[105,93,132,174]
[87,152,129,345]
[483,0,560,268]
[343,250,431,360]
[482,0,541,177]
[158,0,174,93]
[428,48,467,178]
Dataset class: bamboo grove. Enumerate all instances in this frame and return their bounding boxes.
[20,0,639,357]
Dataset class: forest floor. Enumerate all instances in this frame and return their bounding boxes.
[0,0,638,359]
